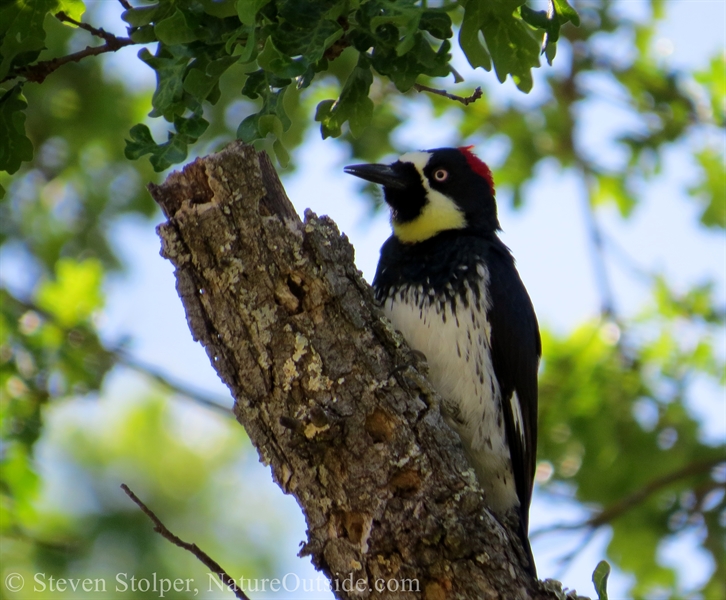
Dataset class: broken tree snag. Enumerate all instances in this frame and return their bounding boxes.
[149,141,559,600]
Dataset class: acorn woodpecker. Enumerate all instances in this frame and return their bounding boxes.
[345,147,540,576]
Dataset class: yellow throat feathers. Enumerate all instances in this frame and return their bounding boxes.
[392,188,466,244]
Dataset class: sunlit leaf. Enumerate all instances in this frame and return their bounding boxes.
[593,174,636,217]
[689,149,726,229]
[36,258,104,327]
[695,53,725,126]
[552,0,580,27]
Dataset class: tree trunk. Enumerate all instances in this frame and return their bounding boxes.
[148,141,566,600]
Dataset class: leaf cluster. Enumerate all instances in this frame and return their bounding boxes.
[1,261,113,536]
[1,0,578,178]
[538,311,724,597]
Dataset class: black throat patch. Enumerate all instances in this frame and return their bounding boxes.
[373,231,499,318]
[383,161,427,224]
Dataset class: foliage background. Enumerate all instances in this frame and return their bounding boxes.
[1,1,724,599]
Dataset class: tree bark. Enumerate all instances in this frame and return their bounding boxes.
[148,142,568,600]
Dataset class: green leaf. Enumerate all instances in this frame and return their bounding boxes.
[459,0,559,92]
[257,37,307,79]
[695,53,726,126]
[184,56,238,103]
[198,0,238,19]
[242,69,291,99]
[258,114,282,138]
[520,6,551,31]
[481,15,540,92]
[207,54,239,78]
[122,4,166,28]
[125,115,209,171]
[0,443,39,524]
[592,560,611,600]
[0,85,34,174]
[370,36,451,92]
[37,258,105,327]
[237,69,291,144]
[553,0,580,27]
[236,0,269,26]
[364,1,451,57]
[155,9,199,46]
[236,88,289,140]
[56,0,85,20]
[544,39,558,65]
[227,25,256,61]
[175,112,209,139]
[139,46,191,119]
[271,17,343,65]
[370,1,421,57]
[124,123,156,158]
[272,138,290,167]
[0,0,55,79]
[130,24,157,44]
[459,1,492,71]
[419,11,453,40]
[315,57,373,139]
[593,174,636,217]
[689,149,726,229]
[236,114,259,142]
[522,0,580,52]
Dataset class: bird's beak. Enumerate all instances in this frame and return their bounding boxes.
[344,163,408,190]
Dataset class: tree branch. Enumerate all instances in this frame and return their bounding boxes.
[5,291,231,415]
[116,352,233,415]
[580,168,616,319]
[55,11,120,44]
[120,484,251,600]
[588,456,723,528]
[531,456,724,539]
[413,84,483,106]
[148,141,564,599]
[2,19,137,85]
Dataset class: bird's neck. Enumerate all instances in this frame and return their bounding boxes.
[374,230,509,298]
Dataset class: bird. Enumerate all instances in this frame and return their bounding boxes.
[344,146,540,576]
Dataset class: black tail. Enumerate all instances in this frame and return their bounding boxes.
[517,512,537,578]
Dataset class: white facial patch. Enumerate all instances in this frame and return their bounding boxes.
[398,151,432,172]
[392,152,466,243]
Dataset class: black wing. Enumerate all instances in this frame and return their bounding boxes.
[486,240,540,562]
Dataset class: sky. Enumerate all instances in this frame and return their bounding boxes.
[19,1,726,599]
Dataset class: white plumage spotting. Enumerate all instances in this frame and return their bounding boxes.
[381,264,519,515]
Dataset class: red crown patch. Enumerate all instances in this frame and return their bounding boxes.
[459,146,495,194]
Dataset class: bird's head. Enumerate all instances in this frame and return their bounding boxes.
[345,147,500,244]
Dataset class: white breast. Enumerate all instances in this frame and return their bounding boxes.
[382,264,518,514]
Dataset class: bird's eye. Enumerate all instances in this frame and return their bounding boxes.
[433,169,448,182]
